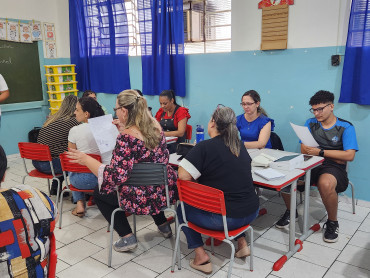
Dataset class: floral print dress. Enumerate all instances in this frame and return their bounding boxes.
[99,131,177,215]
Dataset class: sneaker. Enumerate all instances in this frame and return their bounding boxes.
[158,221,173,238]
[275,209,298,229]
[113,234,138,252]
[323,220,339,243]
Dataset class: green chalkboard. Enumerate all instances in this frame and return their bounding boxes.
[0,41,43,104]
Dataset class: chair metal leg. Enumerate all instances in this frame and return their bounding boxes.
[349,181,355,214]
[108,207,123,267]
[211,237,214,254]
[249,226,254,271]
[133,214,136,237]
[226,240,235,278]
[171,223,186,272]
[47,179,51,196]
[54,178,61,208]
[58,189,66,229]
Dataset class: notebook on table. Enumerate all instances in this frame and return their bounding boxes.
[254,168,286,181]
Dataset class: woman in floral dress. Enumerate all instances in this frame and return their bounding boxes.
[67,90,177,252]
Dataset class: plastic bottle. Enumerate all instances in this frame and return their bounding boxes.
[196,125,204,143]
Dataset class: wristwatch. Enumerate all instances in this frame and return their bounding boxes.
[319,149,324,157]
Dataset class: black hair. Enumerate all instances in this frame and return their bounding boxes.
[159,90,177,105]
[309,90,334,106]
[78,97,105,119]
[0,145,7,182]
[82,90,96,98]
[241,90,267,115]
[134,89,143,96]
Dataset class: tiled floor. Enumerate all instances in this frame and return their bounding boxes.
[4,153,370,278]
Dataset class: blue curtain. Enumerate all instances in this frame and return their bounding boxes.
[69,0,131,94]
[340,0,370,105]
[137,0,186,97]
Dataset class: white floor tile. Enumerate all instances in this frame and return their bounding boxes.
[57,257,113,278]
[223,256,274,278]
[348,230,370,250]
[180,252,228,277]
[337,244,370,271]
[104,262,158,278]
[77,208,110,231]
[54,222,95,245]
[85,227,119,249]
[324,261,370,278]
[254,237,288,263]
[56,259,70,274]
[293,241,341,268]
[306,228,351,251]
[260,202,287,217]
[358,217,370,233]
[136,228,167,252]
[132,245,175,273]
[55,240,65,250]
[261,226,302,246]
[91,247,144,269]
[272,257,327,278]
[252,214,280,229]
[57,211,84,229]
[337,202,370,223]
[159,267,205,278]
[357,200,370,209]
[57,239,102,265]
[159,231,193,256]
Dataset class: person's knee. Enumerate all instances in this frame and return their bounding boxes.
[317,176,336,195]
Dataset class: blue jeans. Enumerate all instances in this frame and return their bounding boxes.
[177,203,259,249]
[69,172,98,202]
[32,158,63,175]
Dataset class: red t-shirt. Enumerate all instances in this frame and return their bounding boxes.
[155,106,191,128]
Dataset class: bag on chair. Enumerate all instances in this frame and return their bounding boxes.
[28,127,41,143]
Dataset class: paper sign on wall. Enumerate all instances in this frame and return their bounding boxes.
[0,19,6,41]
[6,20,20,42]
[20,22,32,43]
[43,22,55,41]
[45,41,57,58]
[31,21,42,41]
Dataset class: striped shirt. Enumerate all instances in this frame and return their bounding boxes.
[37,118,79,158]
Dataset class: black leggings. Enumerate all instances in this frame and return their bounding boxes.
[93,186,167,237]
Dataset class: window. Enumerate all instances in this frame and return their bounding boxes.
[348,0,370,47]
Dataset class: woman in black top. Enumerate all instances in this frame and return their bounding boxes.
[178,106,259,274]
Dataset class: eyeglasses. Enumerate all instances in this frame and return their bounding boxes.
[309,103,331,114]
[113,106,122,112]
[240,102,255,107]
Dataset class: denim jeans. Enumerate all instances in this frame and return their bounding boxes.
[32,158,63,175]
[69,172,98,202]
[177,203,259,249]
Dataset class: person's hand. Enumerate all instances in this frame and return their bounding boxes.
[305,146,320,156]
[112,119,125,133]
[67,148,88,165]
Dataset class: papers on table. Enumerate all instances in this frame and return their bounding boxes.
[88,114,119,154]
[254,168,286,181]
[251,153,277,167]
[290,122,319,147]
[269,154,304,171]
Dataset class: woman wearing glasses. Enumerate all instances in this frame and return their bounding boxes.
[67,90,177,251]
[177,106,259,274]
[236,90,275,149]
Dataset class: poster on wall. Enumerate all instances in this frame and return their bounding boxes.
[20,22,32,43]
[31,20,42,41]
[43,22,56,41]
[45,41,57,58]
[6,20,20,42]
[0,19,6,40]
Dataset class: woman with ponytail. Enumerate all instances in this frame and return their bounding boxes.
[237,90,275,149]
[177,105,259,274]
[67,90,177,251]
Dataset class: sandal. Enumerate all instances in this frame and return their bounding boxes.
[189,259,212,274]
[235,246,251,258]
[71,208,85,218]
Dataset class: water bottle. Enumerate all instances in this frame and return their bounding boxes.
[196,125,204,143]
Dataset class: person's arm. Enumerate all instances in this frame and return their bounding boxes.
[164,118,187,137]
[301,144,356,162]
[0,90,9,102]
[66,148,102,176]
[178,166,195,181]
[68,141,77,150]
[243,121,271,149]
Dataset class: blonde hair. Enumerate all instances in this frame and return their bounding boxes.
[43,95,78,127]
[212,106,241,157]
[117,90,161,149]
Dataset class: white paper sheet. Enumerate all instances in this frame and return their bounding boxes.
[88,114,119,154]
[290,122,319,147]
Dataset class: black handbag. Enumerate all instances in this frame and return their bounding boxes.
[176,143,194,159]
[28,127,41,143]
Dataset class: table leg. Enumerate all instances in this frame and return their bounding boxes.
[303,170,311,233]
[289,180,297,251]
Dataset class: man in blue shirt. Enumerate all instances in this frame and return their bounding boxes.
[276,90,358,243]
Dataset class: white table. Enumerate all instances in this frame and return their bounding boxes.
[250,149,324,270]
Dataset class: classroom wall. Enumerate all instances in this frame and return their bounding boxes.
[1,0,370,202]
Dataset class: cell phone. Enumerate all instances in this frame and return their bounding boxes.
[304,155,313,161]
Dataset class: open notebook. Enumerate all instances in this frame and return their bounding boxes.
[254,168,286,181]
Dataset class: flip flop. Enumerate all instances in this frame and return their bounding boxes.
[235,246,251,258]
[189,259,212,274]
[71,208,85,218]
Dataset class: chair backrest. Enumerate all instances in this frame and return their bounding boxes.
[18,142,52,161]
[123,163,168,186]
[185,125,192,141]
[59,152,101,173]
[270,132,284,151]
[177,179,226,216]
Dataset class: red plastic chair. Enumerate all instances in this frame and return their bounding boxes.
[58,152,101,228]
[171,180,254,278]
[185,124,192,143]
[18,142,63,204]
[48,232,57,278]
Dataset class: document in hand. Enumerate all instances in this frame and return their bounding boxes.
[88,114,119,154]
[290,122,319,147]
[269,154,304,171]
[251,153,277,167]
[254,168,286,181]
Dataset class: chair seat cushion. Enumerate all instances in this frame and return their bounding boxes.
[68,184,94,193]
[28,169,55,179]
[188,221,250,241]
